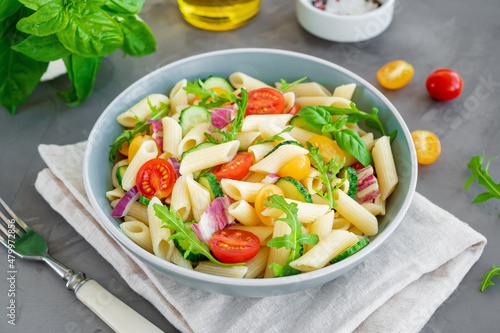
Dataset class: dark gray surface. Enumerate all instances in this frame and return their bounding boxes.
[0,0,499,332]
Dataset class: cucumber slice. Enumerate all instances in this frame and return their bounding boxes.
[138,196,150,205]
[275,177,312,203]
[289,115,333,139]
[203,76,235,93]
[116,165,128,187]
[330,237,369,264]
[181,142,217,160]
[264,140,303,158]
[339,166,358,199]
[179,105,210,136]
[198,173,224,201]
[173,238,208,262]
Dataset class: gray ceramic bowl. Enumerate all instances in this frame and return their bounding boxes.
[83,48,417,297]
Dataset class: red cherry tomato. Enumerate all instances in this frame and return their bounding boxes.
[212,152,253,182]
[209,229,260,263]
[136,158,176,199]
[287,104,301,115]
[426,69,463,101]
[245,88,286,116]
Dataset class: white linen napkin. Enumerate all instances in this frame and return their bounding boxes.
[35,142,487,333]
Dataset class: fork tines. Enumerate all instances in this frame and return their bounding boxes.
[0,197,27,241]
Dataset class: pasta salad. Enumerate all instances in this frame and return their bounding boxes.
[106,72,399,279]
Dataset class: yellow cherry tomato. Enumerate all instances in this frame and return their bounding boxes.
[307,135,346,163]
[191,87,230,106]
[377,60,414,90]
[254,185,284,226]
[128,135,157,163]
[277,154,311,181]
[411,130,441,165]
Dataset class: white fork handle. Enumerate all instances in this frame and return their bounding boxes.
[75,279,164,333]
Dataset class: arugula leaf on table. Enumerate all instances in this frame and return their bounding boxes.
[11,34,70,61]
[0,8,48,114]
[278,76,308,92]
[116,14,155,57]
[465,152,500,216]
[109,98,169,161]
[154,203,245,266]
[306,141,345,209]
[254,126,293,145]
[265,195,319,277]
[481,265,500,292]
[183,79,239,109]
[334,128,372,167]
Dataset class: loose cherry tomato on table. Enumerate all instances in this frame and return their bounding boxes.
[307,135,346,163]
[245,88,286,116]
[209,229,260,263]
[411,130,441,165]
[277,154,311,181]
[254,184,284,225]
[212,152,254,182]
[426,69,463,101]
[136,158,177,199]
[128,134,158,163]
[377,60,414,90]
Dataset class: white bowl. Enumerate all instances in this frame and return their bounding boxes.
[83,48,417,297]
[296,0,395,42]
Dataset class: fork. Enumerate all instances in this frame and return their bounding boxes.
[0,198,164,333]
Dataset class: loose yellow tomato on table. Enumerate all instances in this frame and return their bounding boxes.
[411,130,441,165]
[277,154,311,181]
[307,135,346,163]
[128,135,158,163]
[254,184,284,225]
[377,60,414,90]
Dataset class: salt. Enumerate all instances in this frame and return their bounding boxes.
[324,0,380,16]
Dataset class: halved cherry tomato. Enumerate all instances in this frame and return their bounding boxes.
[212,152,253,182]
[192,87,230,106]
[411,130,441,165]
[209,229,260,263]
[307,135,346,163]
[254,184,284,225]
[136,158,176,199]
[426,69,463,101]
[128,135,158,163]
[377,60,414,90]
[118,129,150,156]
[245,88,286,116]
[287,104,301,115]
[277,154,311,181]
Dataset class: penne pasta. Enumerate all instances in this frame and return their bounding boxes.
[180,140,239,175]
[147,198,175,262]
[249,144,309,174]
[220,179,265,202]
[332,83,356,100]
[229,72,272,91]
[162,117,183,159]
[264,220,291,278]
[195,262,248,278]
[228,200,261,226]
[119,221,154,253]
[334,190,378,235]
[372,136,399,200]
[121,140,158,191]
[117,94,169,127]
[244,247,271,279]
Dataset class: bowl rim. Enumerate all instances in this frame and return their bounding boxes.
[83,47,417,288]
[297,0,395,20]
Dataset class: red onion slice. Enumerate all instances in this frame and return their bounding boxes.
[111,186,140,217]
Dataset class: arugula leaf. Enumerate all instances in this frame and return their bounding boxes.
[109,98,169,161]
[56,6,124,57]
[0,0,22,22]
[334,128,372,167]
[0,8,48,114]
[103,0,146,15]
[306,141,345,209]
[154,203,245,266]
[481,265,500,292]
[183,79,238,109]
[12,34,70,62]
[278,76,307,92]
[16,0,69,37]
[465,152,500,216]
[57,54,102,107]
[265,195,319,277]
[116,14,155,57]
[254,126,293,145]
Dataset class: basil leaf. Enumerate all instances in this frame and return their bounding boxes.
[321,105,355,116]
[0,0,22,22]
[117,15,155,56]
[16,0,69,36]
[57,7,123,57]
[57,54,102,106]
[346,113,369,123]
[0,8,48,114]
[103,0,145,15]
[389,129,397,143]
[334,129,371,167]
[12,34,70,61]
[297,106,331,130]
[16,0,52,11]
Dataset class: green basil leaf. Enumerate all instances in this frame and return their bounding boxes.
[16,0,69,36]
[321,105,355,116]
[12,34,70,61]
[57,54,102,106]
[0,0,22,22]
[297,106,331,130]
[16,0,52,11]
[57,7,123,57]
[389,129,397,143]
[365,118,383,134]
[103,0,145,15]
[346,113,368,123]
[334,129,371,167]
[0,8,48,114]
[117,15,155,56]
